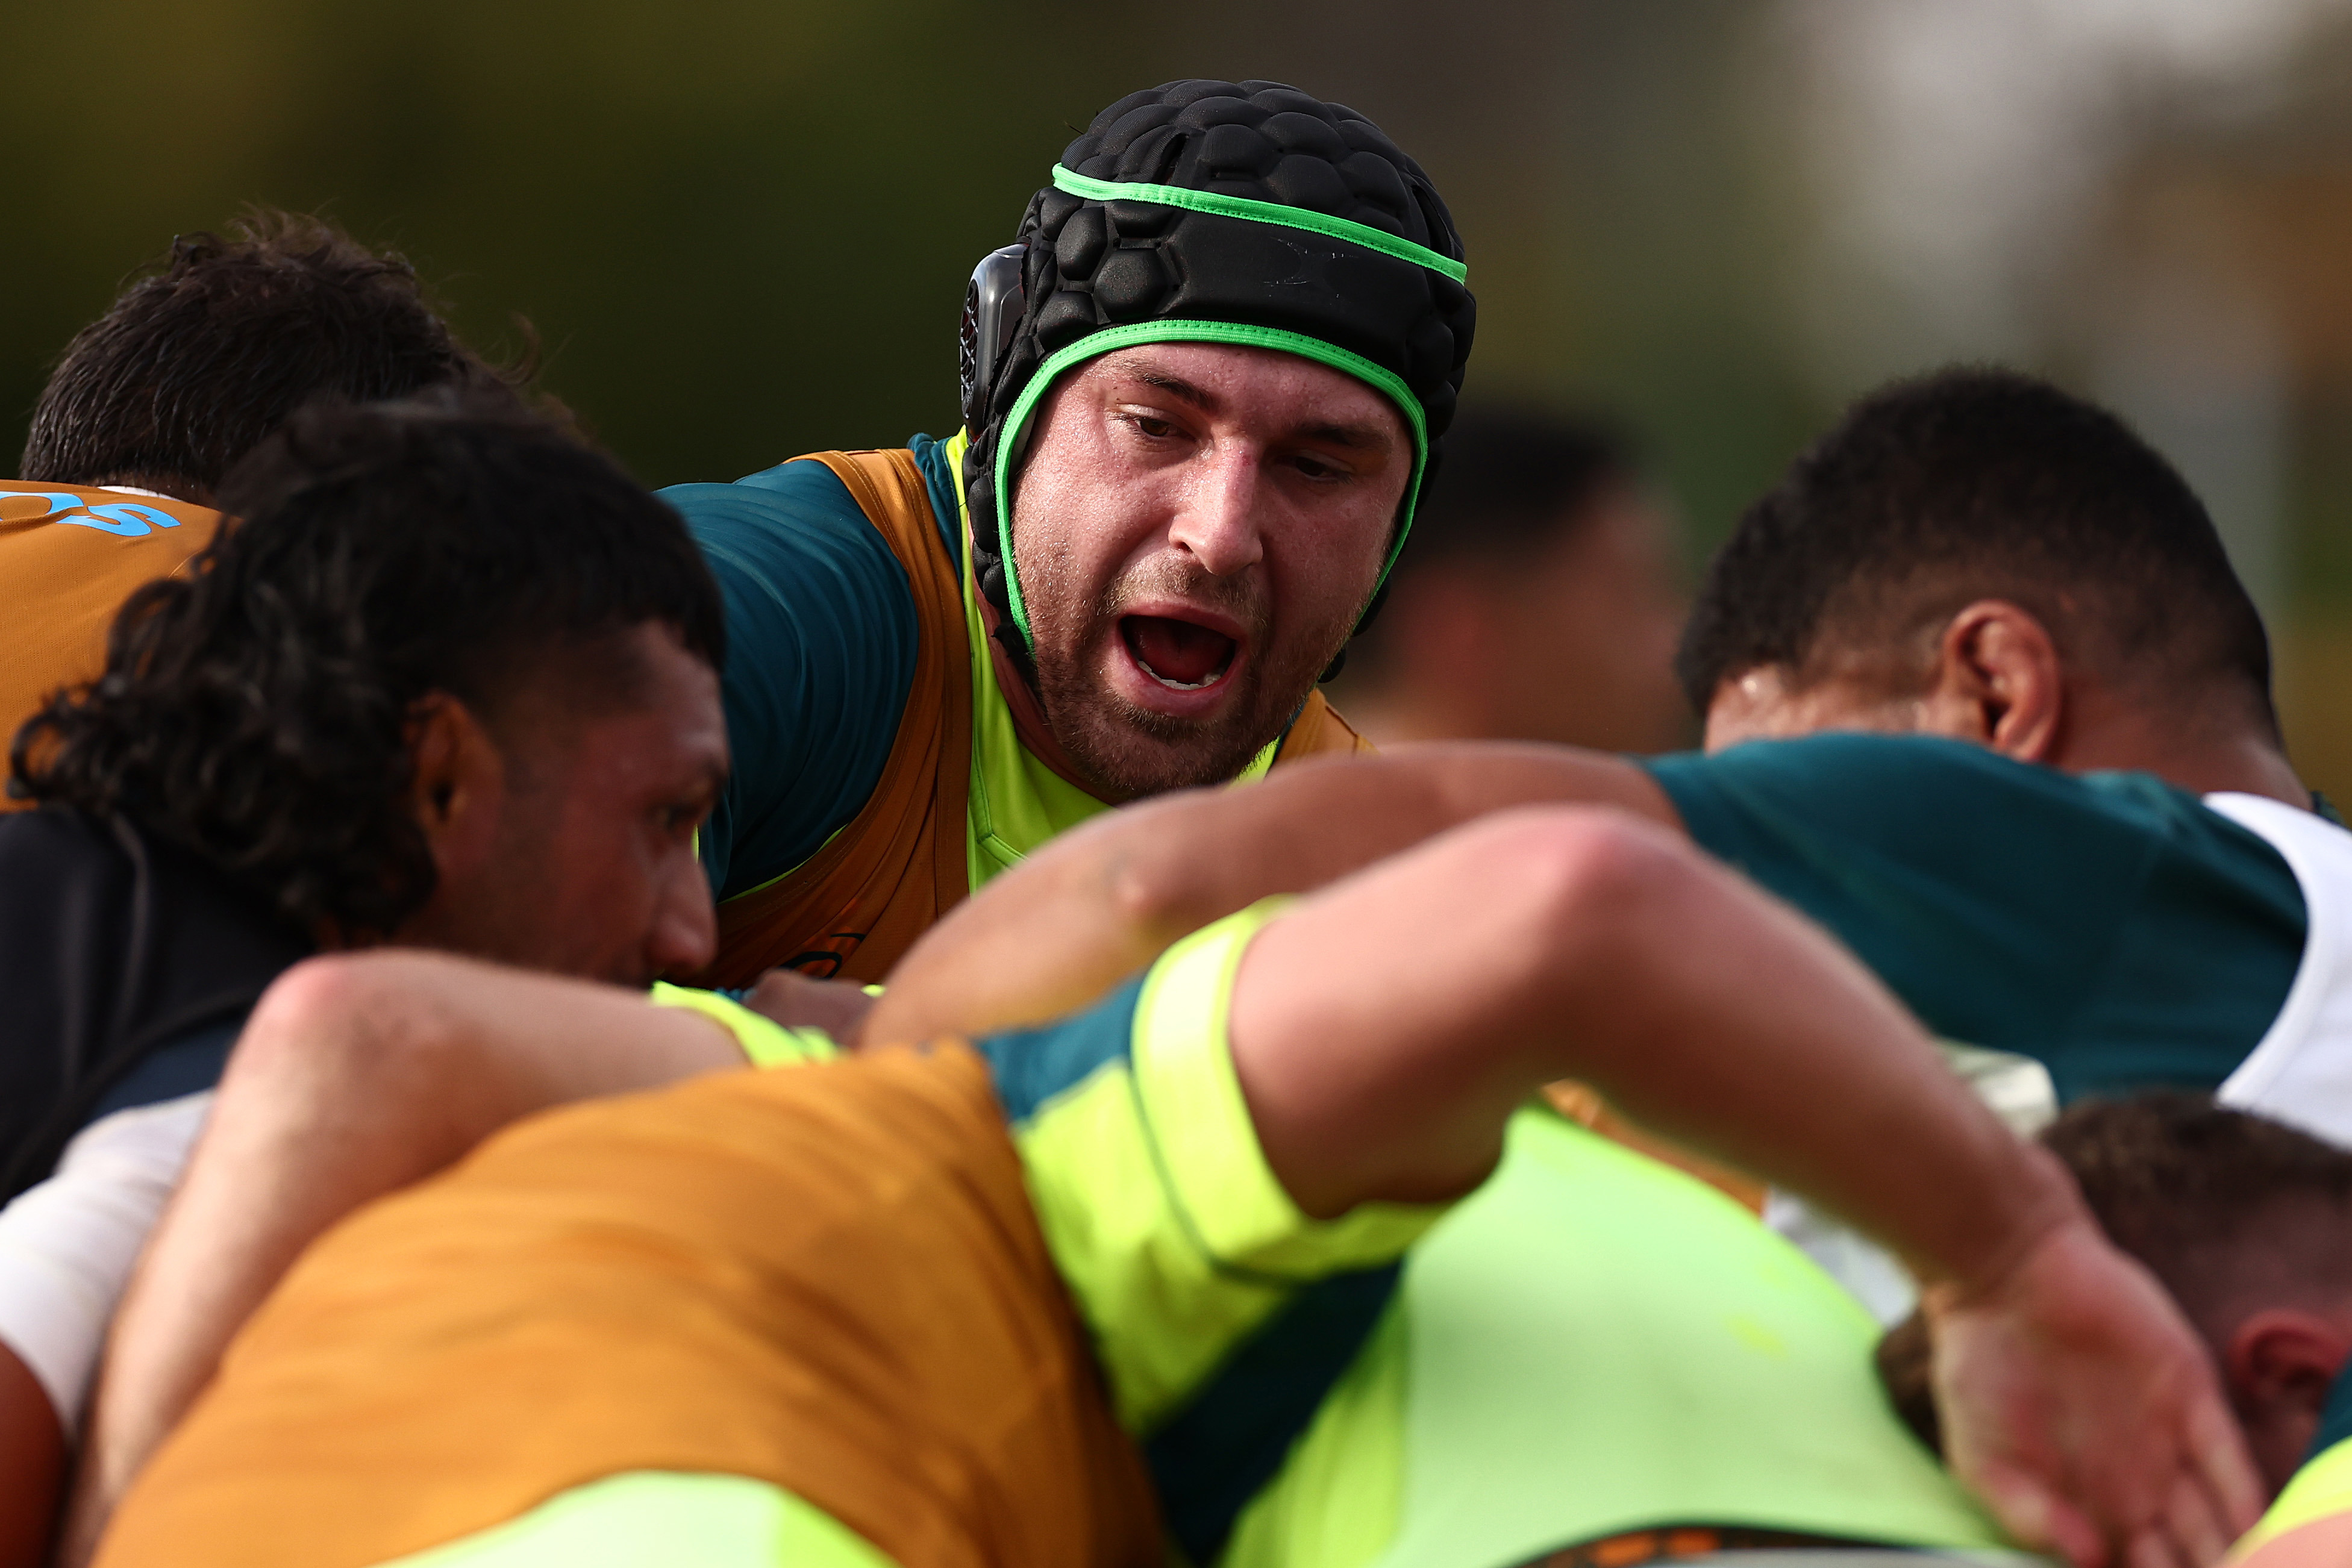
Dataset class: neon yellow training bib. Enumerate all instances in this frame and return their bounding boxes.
[1226,1109,2027,1568]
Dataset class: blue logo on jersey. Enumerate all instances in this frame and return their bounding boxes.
[10,492,181,537]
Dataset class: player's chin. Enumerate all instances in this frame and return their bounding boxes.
[1074,688,1279,797]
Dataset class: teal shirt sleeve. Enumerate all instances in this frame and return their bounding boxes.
[905,432,966,565]
[659,461,916,900]
[1642,733,2306,1101]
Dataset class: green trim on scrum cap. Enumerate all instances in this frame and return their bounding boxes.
[1049,166,1469,283]
[992,319,1428,645]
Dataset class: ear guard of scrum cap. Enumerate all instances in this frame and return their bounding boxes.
[960,78,1476,664]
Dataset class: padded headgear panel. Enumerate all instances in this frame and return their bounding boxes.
[963,79,1477,652]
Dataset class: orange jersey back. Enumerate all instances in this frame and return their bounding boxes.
[0,484,221,807]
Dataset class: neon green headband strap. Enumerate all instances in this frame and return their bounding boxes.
[1050,165,1469,283]
[991,319,1428,645]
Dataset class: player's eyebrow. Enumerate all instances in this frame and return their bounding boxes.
[1135,371,1215,411]
[1125,363,1396,453]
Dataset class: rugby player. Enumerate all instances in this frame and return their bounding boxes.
[70,734,2263,1568]
[90,804,2255,1568]
[869,365,2352,1563]
[0,399,731,1568]
[80,364,2338,1563]
[1663,366,2350,1316]
[929,363,2339,1325]
[2,211,522,770]
[878,366,2335,1123]
[665,78,1473,985]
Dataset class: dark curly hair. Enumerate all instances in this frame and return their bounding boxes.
[1675,367,2275,732]
[21,210,531,499]
[10,396,724,939]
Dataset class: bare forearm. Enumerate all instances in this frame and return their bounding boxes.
[1231,806,2253,1566]
[1232,805,2075,1285]
[1537,841,2077,1291]
[869,743,1669,1045]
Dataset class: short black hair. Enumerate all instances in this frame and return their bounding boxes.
[11,396,725,940]
[1675,368,2275,729]
[20,211,518,497]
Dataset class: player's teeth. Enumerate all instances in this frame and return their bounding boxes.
[1141,659,1215,691]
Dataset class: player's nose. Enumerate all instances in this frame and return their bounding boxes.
[1166,443,1266,578]
[646,853,718,979]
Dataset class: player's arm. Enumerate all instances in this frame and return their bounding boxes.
[866,742,1669,1045]
[0,1087,220,1568]
[57,956,749,1568]
[1227,804,2261,1568]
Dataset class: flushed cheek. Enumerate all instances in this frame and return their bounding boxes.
[1090,514,1181,598]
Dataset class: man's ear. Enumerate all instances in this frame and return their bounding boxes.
[2227,1310,2350,1488]
[1919,601,2065,763]
[404,693,508,884]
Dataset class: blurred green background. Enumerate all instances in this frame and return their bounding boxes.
[8,0,2352,787]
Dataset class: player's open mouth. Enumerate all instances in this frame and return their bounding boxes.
[1121,614,1237,692]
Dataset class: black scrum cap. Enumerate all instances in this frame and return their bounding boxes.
[963,79,1477,646]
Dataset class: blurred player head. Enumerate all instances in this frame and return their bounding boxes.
[2044,1098,2352,1495]
[1331,405,1686,752]
[1680,368,2285,780]
[19,211,524,504]
[13,397,728,985]
[1882,1095,2352,1496]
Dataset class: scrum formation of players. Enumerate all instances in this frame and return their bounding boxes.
[4,77,2351,1568]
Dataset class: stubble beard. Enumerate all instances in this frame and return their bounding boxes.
[1024,552,1353,799]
